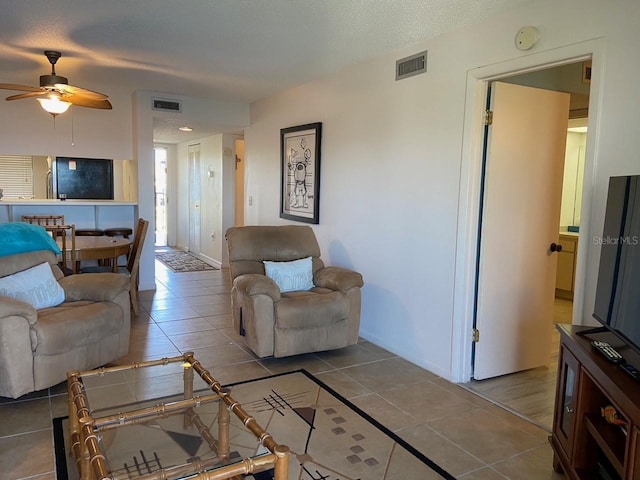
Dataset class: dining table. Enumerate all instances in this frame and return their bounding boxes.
[57,236,132,274]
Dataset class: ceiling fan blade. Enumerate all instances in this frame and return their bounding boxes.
[66,96,112,110]
[0,83,42,93]
[56,83,108,100]
[5,91,47,101]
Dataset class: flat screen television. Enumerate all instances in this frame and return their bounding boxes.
[592,175,640,353]
[54,157,114,200]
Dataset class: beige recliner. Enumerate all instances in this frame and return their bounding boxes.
[0,250,131,398]
[225,225,364,358]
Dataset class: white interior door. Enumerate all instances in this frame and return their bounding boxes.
[473,81,570,380]
[188,144,201,254]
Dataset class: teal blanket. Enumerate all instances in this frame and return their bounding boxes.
[0,222,62,258]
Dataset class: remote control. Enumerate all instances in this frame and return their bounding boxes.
[621,363,640,380]
[591,340,624,363]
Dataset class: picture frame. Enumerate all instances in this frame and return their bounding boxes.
[280,122,322,224]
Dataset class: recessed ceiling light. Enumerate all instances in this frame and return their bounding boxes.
[179,126,193,132]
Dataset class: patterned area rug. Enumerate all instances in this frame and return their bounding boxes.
[53,370,454,479]
[155,249,216,272]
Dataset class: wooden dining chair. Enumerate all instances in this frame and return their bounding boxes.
[81,218,149,316]
[21,215,65,226]
[45,224,77,275]
[127,218,150,315]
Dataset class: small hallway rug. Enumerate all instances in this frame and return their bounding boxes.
[155,248,217,272]
[53,370,454,480]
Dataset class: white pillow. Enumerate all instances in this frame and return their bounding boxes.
[0,262,65,309]
[263,257,315,293]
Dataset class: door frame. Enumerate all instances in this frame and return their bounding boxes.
[451,39,605,383]
[188,143,201,254]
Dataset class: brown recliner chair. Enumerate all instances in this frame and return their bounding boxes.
[0,250,130,398]
[225,225,364,358]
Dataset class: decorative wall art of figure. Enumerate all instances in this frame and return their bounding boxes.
[280,122,321,224]
[288,138,312,208]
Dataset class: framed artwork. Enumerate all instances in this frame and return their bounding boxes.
[280,122,322,224]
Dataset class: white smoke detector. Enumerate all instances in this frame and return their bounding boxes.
[515,26,539,51]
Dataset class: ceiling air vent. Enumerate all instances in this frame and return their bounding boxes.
[152,98,182,112]
[396,50,428,81]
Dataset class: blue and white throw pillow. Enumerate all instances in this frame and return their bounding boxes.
[0,262,65,309]
[263,257,314,293]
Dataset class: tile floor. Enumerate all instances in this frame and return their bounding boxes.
[0,258,566,479]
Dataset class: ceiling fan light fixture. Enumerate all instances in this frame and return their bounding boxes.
[37,93,71,116]
[1,50,112,114]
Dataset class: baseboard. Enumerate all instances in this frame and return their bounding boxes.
[359,329,451,381]
[198,253,222,269]
[139,281,156,291]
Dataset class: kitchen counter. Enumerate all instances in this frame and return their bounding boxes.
[0,199,138,230]
[0,199,136,206]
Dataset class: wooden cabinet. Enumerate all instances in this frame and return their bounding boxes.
[556,233,579,300]
[552,325,640,479]
[554,346,580,464]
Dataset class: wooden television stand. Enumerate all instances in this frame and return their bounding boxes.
[552,324,640,479]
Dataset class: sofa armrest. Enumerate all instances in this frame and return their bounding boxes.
[233,274,281,301]
[314,267,364,292]
[0,297,38,326]
[0,298,38,398]
[59,273,130,302]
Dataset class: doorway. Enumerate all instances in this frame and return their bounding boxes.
[462,61,592,431]
[154,147,168,247]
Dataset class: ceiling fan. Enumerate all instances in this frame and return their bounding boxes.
[0,50,112,116]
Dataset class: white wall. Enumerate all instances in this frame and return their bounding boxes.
[244,0,640,381]
[197,135,223,265]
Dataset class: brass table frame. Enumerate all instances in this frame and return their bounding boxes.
[66,352,289,480]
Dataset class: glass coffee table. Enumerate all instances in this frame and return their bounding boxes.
[66,352,289,480]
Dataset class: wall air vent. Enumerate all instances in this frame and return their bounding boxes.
[152,98,182,112]
[396,50,428,81]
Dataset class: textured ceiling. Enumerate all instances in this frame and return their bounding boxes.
[0,0,529,143]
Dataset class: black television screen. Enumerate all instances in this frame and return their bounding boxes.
[54,157,114,200]
[593,175,640,352]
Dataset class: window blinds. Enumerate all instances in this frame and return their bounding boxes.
[0,155,34,198]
